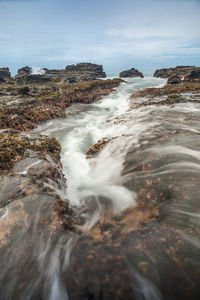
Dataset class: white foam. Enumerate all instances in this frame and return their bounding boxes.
[31,67,45,75]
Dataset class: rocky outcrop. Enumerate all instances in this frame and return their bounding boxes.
[119,68,144,78]
[0,68,11,82]
[65,63,106,79]
[17,66,32,76]
[15,63,107,84]
[154,65,200,79]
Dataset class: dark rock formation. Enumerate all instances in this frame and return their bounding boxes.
[0,68,11,82]
[15,74,51,85]
[15,67,50,85]
[119,67,144,78]
[17,66,32,76]
[65,63,106,79]
[154,66,200,79]
[15,63,107,84]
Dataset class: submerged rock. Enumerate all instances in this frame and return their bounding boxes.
[119,67,144,78]
[86,137,112,158]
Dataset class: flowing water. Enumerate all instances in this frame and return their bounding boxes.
[1,77,200,299]
[37,78,165,228]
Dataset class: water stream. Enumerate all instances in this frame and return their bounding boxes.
[37,78,164,216]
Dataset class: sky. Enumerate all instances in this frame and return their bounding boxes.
[0,0,200,75]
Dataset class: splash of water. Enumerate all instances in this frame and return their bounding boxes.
[31,67,45,75]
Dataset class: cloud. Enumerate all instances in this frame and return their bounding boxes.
[104,0,200,60]
[0,32,12,40]
[0,0,199,73]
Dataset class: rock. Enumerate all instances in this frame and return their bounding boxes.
[154,66,199,79]
[167,75,182,85]
[15,63,107,84]
[17,86,30,95]
[15,74,51,85]
[0,68,11,82]
[0,79,123,131]
[86,137,112,158]
[65,63,106,78]
[119,68,144,78]
[17,66,32,76]
[15,66,51,85]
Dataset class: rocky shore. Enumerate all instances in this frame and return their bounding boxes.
[1,64,200,299]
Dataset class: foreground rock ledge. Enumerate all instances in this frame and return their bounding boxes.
[0,78,124,298]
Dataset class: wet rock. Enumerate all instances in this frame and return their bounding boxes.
[0,68,11,82]
[0,130,61,172]
[86,137,112,158]
[119,67,144,78]
[0,131,75,298]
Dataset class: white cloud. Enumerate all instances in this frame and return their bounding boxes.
[104,0,200,59]
[0,32,12,40]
